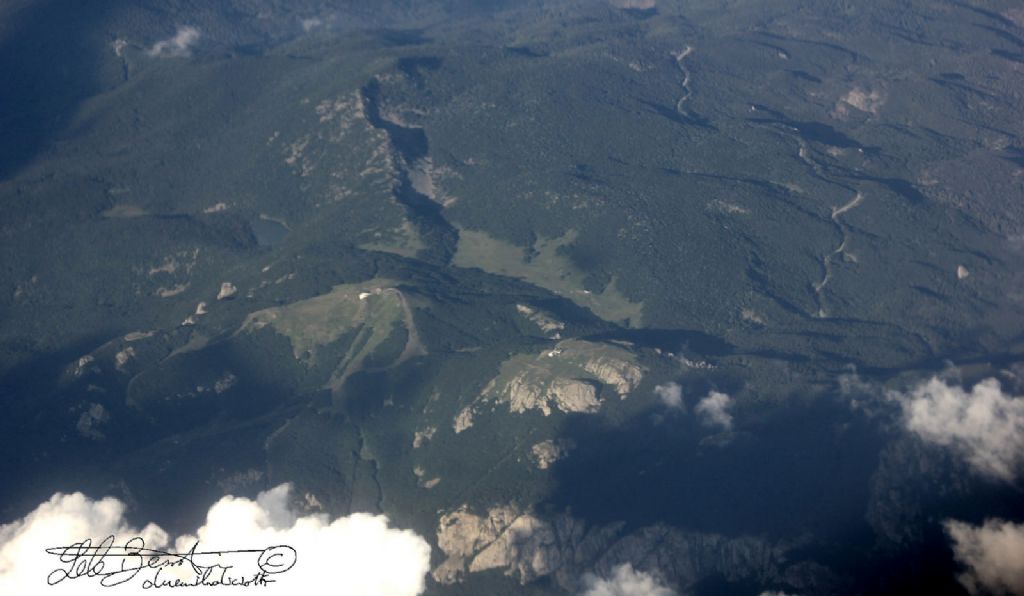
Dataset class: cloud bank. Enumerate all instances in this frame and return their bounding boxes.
[895,377,1024,482]
[580,563,677,596]
[695,391,733,431]
[148,26,200,58]
[0,484,431,595]
[0,492,168,595]
[654,382,683,410]
[946,518,1024,595]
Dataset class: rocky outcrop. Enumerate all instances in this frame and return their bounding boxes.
[453,408,475,433]
[433,504,574,585]
[506,377,600,416]
[433,505,517,584]
[76,403,109,440]
[582,355,643,397]
[433,504,790,592]
[413,466,441,489]
[413,426,437,448]
[530,439,575,469]
[217,282,238,300]
[453,340,644,432]
[114,347,135,372]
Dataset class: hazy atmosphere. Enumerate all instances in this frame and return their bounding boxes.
[1,1,1023,594]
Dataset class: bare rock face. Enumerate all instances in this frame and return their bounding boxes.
[453,340,644,432]
[507,377,600,416]
[76,403,109,440]
[433,504,791,592]
[469,514,564,580]
[530,439,575,469]
[114,347,135,372]
[582,355,644,397]
[434,505,519,583]
[453,408,475,433]
[71,355,96,378]
[588,525,782,589]
[413,426,437,448]
[413,466,441,489]
[433,504,572,585]
[217,282,238,300]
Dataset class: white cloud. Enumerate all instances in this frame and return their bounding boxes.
[894,377,1024,482]
[302,18,323,32]
[0,493,168,594]
[838,368,875,400]
[148,26,200,58]
[0,484,430,595]
[580,563,676,596]
[945,518,1024,595]
[695,391,733,431]
[654,382,683,410]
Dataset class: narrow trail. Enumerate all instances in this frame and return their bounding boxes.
[330,288,426,392]
[672,46,695,115]
[832,191,864,220]
[786,135,867,318]
[813,191,864,317]
[736,116,881,321]
[397,290,427,362]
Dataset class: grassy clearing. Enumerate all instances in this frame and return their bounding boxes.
[453,228,644,326]
[241,279,400,355]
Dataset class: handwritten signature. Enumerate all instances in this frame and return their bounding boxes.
[45,535,296,589]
